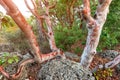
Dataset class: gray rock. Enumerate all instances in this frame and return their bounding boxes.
[99,50,119,60]
[22,52,33,59]
[37,58,95,80]
[116,64,120,73]
[99,50,120,74]
[64,52,80,60]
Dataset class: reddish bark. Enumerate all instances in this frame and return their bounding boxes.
[0,0,118,79]
[25,0,58,51]
[0,0,64,79]
[0,0,42,62]
[66,0,77,27]
[0,66,9,78]
[0,59,34,79]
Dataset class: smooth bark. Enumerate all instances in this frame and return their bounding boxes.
[80,0,112,68]
[0,0,65,79]
[0,0,42,62]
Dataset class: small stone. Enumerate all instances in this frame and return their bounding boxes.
[0,74,3,79]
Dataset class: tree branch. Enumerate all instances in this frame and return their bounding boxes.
[24,0,45,19]
[92,54,120,73]
[0,58,35,79]
[0,0,42,62]
[82,0,94,23]
[27,0,58,51]
[98,0,112,12]
[98,54,120,69]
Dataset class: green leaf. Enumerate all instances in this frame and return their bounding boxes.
[0,59,3,65]
[8,58,14,64]
[2,52,9,57]
[96,76,99,80]
[13,55,19,63]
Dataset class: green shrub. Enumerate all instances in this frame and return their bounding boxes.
[0,52,19,67]
[74,47,82,54]
[54,25,85,51]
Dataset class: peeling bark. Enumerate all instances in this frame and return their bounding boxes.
[0,0,42,62]
[25,0,58,51]
[80,0,112,68]
[0,0,65,79]
[42,0,58,51]
[0,0,115,79]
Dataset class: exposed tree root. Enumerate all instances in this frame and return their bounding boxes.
[92,54,120,73]
[0,58,35,79]
[98,54,120,69]
[0,49,65,79]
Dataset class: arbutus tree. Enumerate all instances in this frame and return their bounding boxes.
[79,0,120,69]
[0,0,120,79]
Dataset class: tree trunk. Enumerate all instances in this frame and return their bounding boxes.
[80,0,112,68]
[0,0,42,62]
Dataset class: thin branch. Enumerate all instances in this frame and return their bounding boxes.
[0,0,9,14]
[31,0,37,9]
[25,0,58,51]
[43,0,49,7]
[24,0,44,19]
[48,1,57,9]
[11,59,35,79]
[82,0,94,23]
[40,50,65,63]
[24,0,46,35]
[92,54,120,73]
[44,5,58,51]
[98,0,112,12]
[31,0,40,17]
[83,0,91,17]
[38,0,43,9]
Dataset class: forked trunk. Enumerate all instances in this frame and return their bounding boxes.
[80,0,112,68]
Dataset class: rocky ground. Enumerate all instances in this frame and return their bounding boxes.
[0,44,120,80]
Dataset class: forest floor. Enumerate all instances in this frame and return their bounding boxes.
[90,54,120,80]
[70,42,120,80]
[22,50,120,80]
[0,37,120,80]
